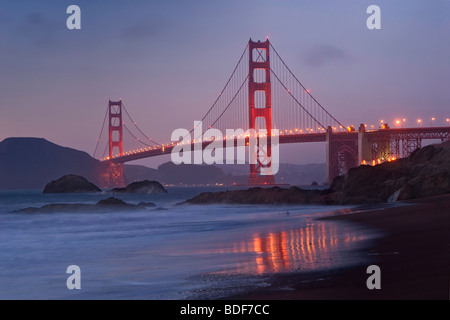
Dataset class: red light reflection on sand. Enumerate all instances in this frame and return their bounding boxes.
[214,222,367,275]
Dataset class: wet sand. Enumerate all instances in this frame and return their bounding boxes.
[228,194,450,300]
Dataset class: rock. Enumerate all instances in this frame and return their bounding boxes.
[397,171,450,201]
[16,204,91,214]
[110,180,167,194]
[311,181,319,186]
[15,197,145,214]
[182,187,324,205]
[182,142,450,205]
[97,197,128,206]
[330,142,450,203]
[43,175,101,194]
[153,207,168,211]
[138,202,157,208]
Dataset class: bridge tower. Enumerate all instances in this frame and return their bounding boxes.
[248,39,276,185]
[107,100,125,187]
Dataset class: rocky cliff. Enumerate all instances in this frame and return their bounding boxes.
[330,142,450,203]
[184,142,450,205]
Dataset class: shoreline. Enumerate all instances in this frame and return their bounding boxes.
[225,194,450,300]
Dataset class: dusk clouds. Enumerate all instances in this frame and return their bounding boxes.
[303,45,354,67]
[16,12,61,47]
[0,0,448,166]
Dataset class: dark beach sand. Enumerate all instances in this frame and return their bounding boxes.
[228,194,450,300]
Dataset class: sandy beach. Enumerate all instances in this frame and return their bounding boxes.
[229,194,450,300]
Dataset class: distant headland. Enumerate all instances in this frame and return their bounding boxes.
[0,137,325,189]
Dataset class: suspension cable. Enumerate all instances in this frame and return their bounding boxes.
[121,102,163,146]
[123,123,156,148]
[189,43,250,135]
[93,105,109,158]
[270,68,326,130]
[208,75,249,129]
[270,43,346,130]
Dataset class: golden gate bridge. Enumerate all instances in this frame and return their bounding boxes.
[93,39,450,187]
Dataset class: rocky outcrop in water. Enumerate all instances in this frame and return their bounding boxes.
[110,180,167,194]
[183,142,450,205]
[138,202,157,208]
[183,187,323,205]
[43,175,101,194]
[15,197,145,214]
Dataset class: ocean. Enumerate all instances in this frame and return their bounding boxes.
[0,187,378,300]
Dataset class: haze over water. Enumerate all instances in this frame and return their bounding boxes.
[0,187,378,299]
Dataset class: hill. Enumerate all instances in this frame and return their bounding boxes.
[0,138,102,189]
[0,137,328,189]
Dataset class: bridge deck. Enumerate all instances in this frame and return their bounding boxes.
[102,127,449,165]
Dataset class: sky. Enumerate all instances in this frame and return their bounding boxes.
[0,0,449,167]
